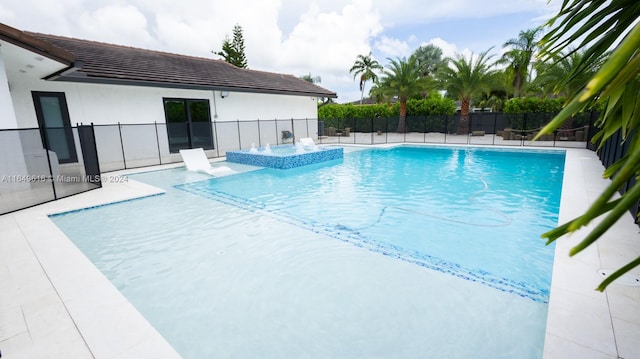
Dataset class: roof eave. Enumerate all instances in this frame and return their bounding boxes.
[52,74,338,98]
[0,23,76,65]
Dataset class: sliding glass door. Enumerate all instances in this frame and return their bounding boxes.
[163,98,213,153]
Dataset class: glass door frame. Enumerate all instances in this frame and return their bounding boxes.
[32,91,78,164]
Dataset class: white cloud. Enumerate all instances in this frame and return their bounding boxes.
[0,4,15,22]
[374,36,411,58]
[425,38,472,60]
[78,5,156,47]
[274,0,382,75]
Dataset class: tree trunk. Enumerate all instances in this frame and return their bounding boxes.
[397,99,407,133]
[458,97,470,134]
[514,70,523,98]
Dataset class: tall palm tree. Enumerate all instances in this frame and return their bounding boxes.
[532,50,607,98]
[499,27,543,97]
[412,44,444,98]
[437,49,497,134]
[349,52,383,104]
[376,56,430,132]
[412,44,444,77]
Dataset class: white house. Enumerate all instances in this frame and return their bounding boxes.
[0,22,336,196]
[0,22,336,211]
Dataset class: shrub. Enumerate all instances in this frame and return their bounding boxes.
[503,97,565,113]
[319,96,456,120]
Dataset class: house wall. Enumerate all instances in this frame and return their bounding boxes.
[0,46,30,192]
[7,77,321,171]
[0,46,19,129]
[8,78,319,128]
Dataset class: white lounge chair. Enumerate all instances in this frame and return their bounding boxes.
[299,137,319,150]
[179,148,235,176]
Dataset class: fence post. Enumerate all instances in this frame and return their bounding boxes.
[213,121,220,158]
[257,118,262,147]
[90,123,103,186]
[444,115,448,144]
[371,117,374,145]
[403,117,407,143]
[521,113,527,146]
[467,113,472,144]
[587,110,597,150]
[41,124,58,198]
[236,119,242,150]
[117,122,127,169]
[154,121,161,165]
[423,116,427,143]
[491,112,496,145]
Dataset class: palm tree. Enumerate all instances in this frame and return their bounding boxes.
[376,56,430,133]
[532,50,607,98]
[536,0,640,289]
[412,44,444,98]
[499,27,543,97]
[349,52,383,104]
[437,49,497,134]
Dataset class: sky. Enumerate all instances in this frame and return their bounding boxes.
[0,0,561,103]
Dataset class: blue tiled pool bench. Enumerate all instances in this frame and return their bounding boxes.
[226,145,343,169]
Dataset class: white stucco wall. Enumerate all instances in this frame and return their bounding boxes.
[0,46,19,129]
[8,78,319,128]
[0,46,30,192]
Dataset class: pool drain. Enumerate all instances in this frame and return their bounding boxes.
[597,269,640,287]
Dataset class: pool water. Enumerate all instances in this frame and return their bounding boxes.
[51,145,564,358]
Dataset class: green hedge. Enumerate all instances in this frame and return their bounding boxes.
[319,96,456,119]
[503,97,566,113]
[318,103,394,120]
[318,96,456,133]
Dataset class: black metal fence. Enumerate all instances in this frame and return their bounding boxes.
[596,128,639,224]
[1,125,102,215]
[317,111,597,147]
[90,112,598,173]
[91,118,319,172]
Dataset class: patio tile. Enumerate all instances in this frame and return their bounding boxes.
[612,318,640,359]
[0,305,27,342]
[606,285,640,325]
[543,333,616,359]
[546,287,616,356]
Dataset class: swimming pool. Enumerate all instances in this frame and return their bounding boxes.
[51,145,564,358]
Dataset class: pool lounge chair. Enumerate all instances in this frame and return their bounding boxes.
[179,148,236,176]
[299,137,315,146]
[299,137,319,150]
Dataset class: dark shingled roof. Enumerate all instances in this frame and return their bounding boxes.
[1,23,336,98]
